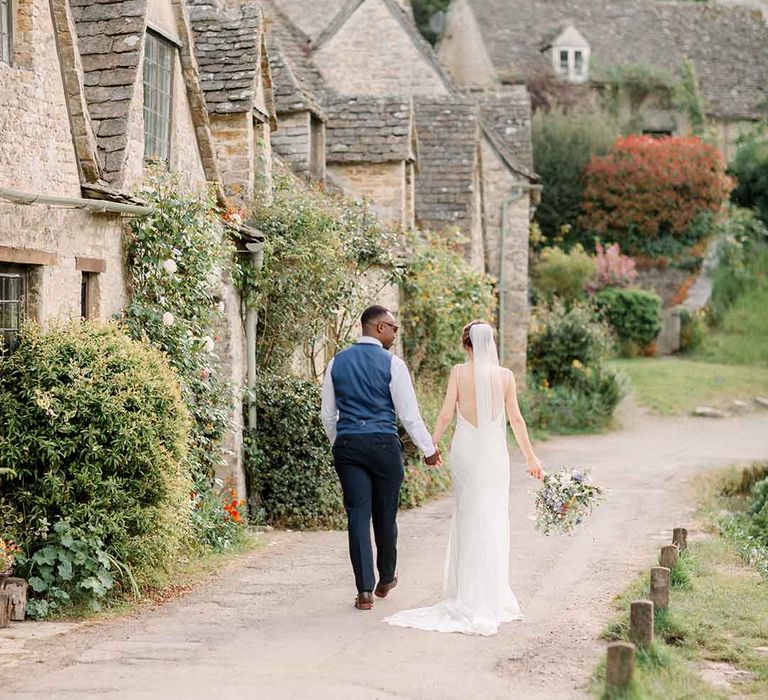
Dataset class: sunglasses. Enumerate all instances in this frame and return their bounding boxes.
[379,321,399,333]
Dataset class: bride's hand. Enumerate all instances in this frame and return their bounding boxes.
[527,457,544,480]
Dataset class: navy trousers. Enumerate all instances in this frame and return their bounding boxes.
[332,432,404,593]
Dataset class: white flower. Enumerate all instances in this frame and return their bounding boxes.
[162,259,178,274]
[162,312,175,327]
[203,336,215,353]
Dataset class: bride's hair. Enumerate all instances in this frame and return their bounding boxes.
[462,320,496,349]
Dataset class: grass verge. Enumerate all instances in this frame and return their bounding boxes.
[608,357,768,415]
[589,465,768,699]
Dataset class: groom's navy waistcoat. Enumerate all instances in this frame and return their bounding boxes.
[331,343,397,436]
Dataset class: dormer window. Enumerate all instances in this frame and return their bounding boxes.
[550,26,590,83]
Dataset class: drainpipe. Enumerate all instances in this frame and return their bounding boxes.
[498,183,542,363]
[0,186,152,216]
[245,241,265,431]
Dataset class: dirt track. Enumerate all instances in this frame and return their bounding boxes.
[2,401,767,699]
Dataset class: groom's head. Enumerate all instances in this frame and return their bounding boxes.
[361,305,398,350]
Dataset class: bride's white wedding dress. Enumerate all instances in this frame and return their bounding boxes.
[383,325,523,636]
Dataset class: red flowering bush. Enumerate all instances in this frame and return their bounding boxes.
[580,135,733,253]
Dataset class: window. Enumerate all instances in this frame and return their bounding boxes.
[0,265,25,355]
[81,272,94,319]
[0,0,10,65]
[553,47,589,83]
[143,32,173,163]
[574,50,584,77]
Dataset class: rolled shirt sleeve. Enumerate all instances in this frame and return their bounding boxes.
[320,358,338,446]
[389,355,436,458]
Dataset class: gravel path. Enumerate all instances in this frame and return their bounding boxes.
[2,402,767,699]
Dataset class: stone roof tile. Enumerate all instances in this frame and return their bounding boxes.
[325,95,415,163]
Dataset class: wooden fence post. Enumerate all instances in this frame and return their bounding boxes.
[0,578,28,621]
[673,528,688,551]
[606,641,636,689]
[660,544,679,570]
[650,566,670,610]
[630,599,654,647]
[0,592,11,628]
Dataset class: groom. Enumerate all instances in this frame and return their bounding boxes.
[321,305,441,610]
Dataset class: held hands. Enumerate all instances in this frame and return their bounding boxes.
[526,456,544,480]
[424,445,442,467]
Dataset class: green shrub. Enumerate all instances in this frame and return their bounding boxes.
[729,131,768,227]
[531,109,618,246]
[402,230,496,376]
[246,373,345,530]
[0,321,194,588]
[521,366,624,435]
[25,520,120,619]
[593,287,662,354]
[533,244,596,303]
[527,301,614,386]
[678,308,706,353]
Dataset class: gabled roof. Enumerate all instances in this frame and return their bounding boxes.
[413,96,480,232]
[269,0,350,43]
[263,1,327,118]
[69,0,148,185]
[477,85,538,181]
[188,0,275,120]
[325,95,417,163]
[461,0,768,121]
[312,0,456,93]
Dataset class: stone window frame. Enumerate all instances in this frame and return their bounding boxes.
[552,46,590,83]
[0,263,26,355]
[143,29,176,164]
[0,0,12,65]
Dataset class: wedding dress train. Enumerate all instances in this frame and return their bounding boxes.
[383,326,523,636]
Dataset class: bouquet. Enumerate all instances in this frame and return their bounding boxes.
[0,538,21,575]
[534,467,604,535]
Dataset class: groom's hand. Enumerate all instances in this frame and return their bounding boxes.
[424,446,442,467]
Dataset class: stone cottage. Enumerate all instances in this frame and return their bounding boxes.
[267,0,540,376]
[438,0,768,160]
[0,0,275,495]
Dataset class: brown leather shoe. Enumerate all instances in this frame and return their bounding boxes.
[354,591,373,610]
[374,575,398,599]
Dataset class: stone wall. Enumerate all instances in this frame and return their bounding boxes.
[480,139,531,381]
[313,0,448,97]
[327,161,407,227]
[437,0,496,88]
[271,110,311,178]
[210,112,255,205]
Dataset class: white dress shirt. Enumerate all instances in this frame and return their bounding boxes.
[321,337,436,457]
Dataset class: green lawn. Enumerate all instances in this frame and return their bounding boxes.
[695,248,768,367]
[609,357,768,415]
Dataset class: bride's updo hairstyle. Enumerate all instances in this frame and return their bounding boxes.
[462,320,496,349]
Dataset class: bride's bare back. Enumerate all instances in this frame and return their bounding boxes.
[454,363,510,427]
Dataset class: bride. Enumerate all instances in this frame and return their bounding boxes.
[384,320,544,636]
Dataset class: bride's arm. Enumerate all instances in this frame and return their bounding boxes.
[504,369,543,480]
[431,365,459,446]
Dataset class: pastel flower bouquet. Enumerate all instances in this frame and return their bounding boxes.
[534,467,604,535]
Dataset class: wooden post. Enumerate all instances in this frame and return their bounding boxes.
[606,641,636,689]
[0,592,11,628]
[0,578,27,621]
[660,544,679,570]
[672,528,688,551]
[650,566,670,610]
[630,599,654,647]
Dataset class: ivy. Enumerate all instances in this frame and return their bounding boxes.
[124,171,234,483]
[232,176,401,375]
[401,230,496,375]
